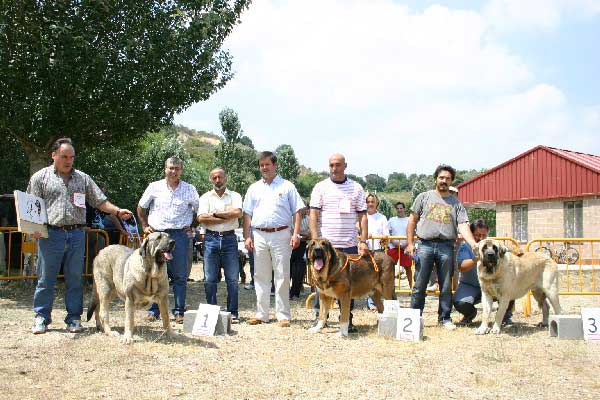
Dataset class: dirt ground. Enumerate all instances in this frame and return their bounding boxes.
[1,262,599,400]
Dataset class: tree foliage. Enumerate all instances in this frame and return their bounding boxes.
[347,174,366,188]
[213,108,258,194]
[275,144,300,183]
[411,177,432,205]
[296,171,321,199]
[365,173,386,192]
[0,1,250,173]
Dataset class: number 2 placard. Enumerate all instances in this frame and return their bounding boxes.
[395,308,422,342]
[192,304,221,336]
[581,308,600,341]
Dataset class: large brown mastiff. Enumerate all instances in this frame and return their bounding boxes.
[306,238,396,336]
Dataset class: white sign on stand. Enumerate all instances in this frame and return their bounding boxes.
[191,304,221,336]
[383,300,400,314]
[395,308,422,342]
[581,308,600,341]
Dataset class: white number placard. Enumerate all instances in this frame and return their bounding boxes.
[395,308,422,342]
[192,304,221,337]
[383,300,400,314]
[581,308,600,341]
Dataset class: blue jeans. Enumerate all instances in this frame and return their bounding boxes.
[148,229,189,316]
[33,227,86,325]
[203,231,239,318]
[410,240,454,322]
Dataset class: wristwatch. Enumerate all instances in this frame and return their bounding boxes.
[359,239,368,245]
[294,233,302,239]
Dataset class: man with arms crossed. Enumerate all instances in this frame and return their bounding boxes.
[29,137,133,334]
[387,201,414,288]
[309,153,368,334]
[406,164,477,330]
[196,168,243,323]
[243,151,304,327]
[137,156,199,324]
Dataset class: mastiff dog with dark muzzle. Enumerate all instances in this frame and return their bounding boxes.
[475,238,562,335]
[306,238,396,336]
[87,232,178,343]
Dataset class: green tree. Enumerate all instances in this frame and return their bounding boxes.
[1,1,250,174]
[467,208,497,236]
[378,196,394,219]
[411,177,431,204]
[213,108,257,194]
[385,172,410,192]
[296,171,321,199]
[348,174,366,188]
[0,136,30,193]
[365,174,386,192]
[275,144,300,183]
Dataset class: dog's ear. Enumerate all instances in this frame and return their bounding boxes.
[140,235,150,257]
[498,244,507,258]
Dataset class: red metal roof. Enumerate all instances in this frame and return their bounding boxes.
[457,145,600,206]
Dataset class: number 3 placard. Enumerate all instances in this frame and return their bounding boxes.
[395,308,423,342]
[192,304,221,336]
[581,308,600,341]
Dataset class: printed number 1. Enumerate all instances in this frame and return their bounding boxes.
[202,313,209,328]
[403,318,413,333]
[588,317,597,334]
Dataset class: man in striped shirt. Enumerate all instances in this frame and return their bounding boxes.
[137,156,200,324]
[308,153,368,334]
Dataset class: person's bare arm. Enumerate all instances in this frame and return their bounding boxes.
[243,213,254,252]
[357,212,369,255]
[309,208,320,239]
[290,210,302,249]
[458,223,477,249]
[405,213,419,257]
[96,200,133,220]
[197,208,242,225]
[137,205,154,235]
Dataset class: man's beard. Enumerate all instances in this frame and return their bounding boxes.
[213,184,226,191]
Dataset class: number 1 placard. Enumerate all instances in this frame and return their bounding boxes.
[581,308,600,341]
[395,308,422,342]
[192,304,221,336]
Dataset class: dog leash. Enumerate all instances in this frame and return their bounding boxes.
[339,251,379,273]
[117,214,142,247]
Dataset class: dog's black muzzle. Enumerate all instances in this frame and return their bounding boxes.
[482,250,498,272]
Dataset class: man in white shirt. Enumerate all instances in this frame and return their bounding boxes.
[196,168,243,323]
[137,156,200,324]
[243,151,304,327]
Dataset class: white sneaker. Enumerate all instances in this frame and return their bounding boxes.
[244,283,254,290]
[426,283,438,291]
[441,320,456,331]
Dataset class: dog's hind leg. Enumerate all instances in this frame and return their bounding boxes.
[475,291,493,335]
[371,291,384,313]
[98,292,118,337]
[532,289,555,327]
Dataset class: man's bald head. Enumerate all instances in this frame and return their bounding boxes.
[329,153,346,165]
[328,153,347,182]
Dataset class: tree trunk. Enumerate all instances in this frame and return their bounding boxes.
[21,141,50,176]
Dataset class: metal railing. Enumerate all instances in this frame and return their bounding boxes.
[522,238,600,316]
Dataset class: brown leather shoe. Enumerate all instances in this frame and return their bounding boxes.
[247,317,264,325]
[175,314,184,324]
[278,319,290,328]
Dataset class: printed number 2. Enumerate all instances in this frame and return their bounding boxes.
[403,318,413,333]
[202,313,209,328]
[587,318,597,334]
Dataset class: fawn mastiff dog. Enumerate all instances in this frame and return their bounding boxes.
[87,232,177,343]
[306,238,396,336]
[475,238,562,335]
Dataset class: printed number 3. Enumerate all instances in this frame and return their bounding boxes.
[588,317,597,333]
[403,318,413,333]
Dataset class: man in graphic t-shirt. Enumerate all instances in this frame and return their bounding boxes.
[405,164,477,331]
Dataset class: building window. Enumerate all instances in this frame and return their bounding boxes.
[512,204,528,242]
[564,201,583,238]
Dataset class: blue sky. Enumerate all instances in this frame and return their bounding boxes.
[174,0,600,177]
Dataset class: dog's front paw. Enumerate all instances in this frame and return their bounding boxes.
[308,320,325,333]
[491,324,502,334]
[474,325,490,335]
[336,330,349,337]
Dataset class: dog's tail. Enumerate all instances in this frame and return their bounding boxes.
[86,281,98,322]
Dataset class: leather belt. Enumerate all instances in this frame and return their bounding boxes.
[422,238,454,243]
[255,226,288,233]
[206,229,235,236]
[48,224,87,231]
